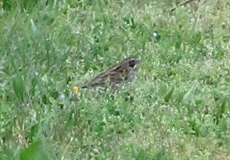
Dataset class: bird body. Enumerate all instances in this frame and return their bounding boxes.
[81,57,140,88]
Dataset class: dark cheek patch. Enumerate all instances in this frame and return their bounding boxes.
[129,61,135,68]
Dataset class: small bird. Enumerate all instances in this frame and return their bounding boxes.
[81,57,140,88]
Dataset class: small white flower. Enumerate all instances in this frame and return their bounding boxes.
[35,72,38,76]
[60,94,65,99]
[153,32,158,38]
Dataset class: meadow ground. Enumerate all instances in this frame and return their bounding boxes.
[1,0,230,159]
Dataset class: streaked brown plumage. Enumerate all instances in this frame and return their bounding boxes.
[81,57,140,88]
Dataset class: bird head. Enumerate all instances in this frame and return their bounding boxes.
[122,57,140,69]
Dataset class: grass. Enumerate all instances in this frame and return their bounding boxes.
[1,0,230,159]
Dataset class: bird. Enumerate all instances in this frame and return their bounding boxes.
[81,57,140,88]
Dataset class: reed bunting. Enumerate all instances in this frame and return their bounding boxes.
[81,57,140,88]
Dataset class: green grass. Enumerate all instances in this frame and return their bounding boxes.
[1,0,230,159]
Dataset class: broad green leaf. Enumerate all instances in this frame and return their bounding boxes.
[20,139,48,160]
